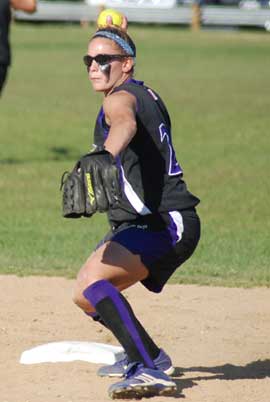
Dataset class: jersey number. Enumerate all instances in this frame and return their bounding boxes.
[159,123,182,176]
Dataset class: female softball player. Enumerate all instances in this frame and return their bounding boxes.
[72,23,201,399]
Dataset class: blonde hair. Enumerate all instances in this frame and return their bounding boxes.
[92,27,136,57]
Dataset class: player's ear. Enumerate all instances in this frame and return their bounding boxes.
[122,57,134,73]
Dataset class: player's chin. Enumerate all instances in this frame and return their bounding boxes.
[91,82,107,92]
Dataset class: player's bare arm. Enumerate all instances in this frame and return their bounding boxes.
[103,90,137,157]
[10,0,36,13]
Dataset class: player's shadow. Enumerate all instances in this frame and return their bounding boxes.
[50,146,80,161]
[0,157,21,164]
[0,147,79,164]
[171,359,270,398]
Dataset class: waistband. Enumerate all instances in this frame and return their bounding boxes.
[109,207,198,232]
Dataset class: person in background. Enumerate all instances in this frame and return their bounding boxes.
[0,0,36,95]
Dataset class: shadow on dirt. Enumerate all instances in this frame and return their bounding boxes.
[171,359,270,398]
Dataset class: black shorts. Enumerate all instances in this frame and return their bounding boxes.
[0,64,8,95]
[96,208,201,293]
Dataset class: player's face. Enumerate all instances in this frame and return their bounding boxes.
[86,38,130,95]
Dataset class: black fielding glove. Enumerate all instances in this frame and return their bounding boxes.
[60,148,122,219]
[60,161,87,218]
[80,149,122,214]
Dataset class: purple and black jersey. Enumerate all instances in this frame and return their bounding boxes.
[93,79,200,223]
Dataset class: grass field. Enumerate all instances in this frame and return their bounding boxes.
[0,23,269,286]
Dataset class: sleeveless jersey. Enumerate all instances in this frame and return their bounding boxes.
[0,0,11,66]
[93,79,200,223]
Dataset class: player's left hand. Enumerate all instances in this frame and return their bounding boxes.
[80,148,122,215]
[105,15,128,32]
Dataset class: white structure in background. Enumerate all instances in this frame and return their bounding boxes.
[86,0,177,8]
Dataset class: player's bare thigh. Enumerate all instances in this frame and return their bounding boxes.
[72,240,149,313]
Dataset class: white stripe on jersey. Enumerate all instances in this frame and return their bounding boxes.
[121,167,151,216]
[169,211,184,242]
[147,88,158,101]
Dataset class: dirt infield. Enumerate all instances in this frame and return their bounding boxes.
[1,275,269,402]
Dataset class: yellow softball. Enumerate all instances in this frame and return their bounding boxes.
[97,9,124,29]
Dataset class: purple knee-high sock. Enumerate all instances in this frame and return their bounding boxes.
[83,280,159,368]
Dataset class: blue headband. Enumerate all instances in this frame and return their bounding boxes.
[93,31,135,57]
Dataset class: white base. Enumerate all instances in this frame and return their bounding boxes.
[20,341,125,365]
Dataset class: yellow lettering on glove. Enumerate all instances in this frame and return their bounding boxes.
[85,173,95,205]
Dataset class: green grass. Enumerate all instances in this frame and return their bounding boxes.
[1,23,270,286]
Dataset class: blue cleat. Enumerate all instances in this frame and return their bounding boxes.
[108,362,177,399]
[97,348,174,377]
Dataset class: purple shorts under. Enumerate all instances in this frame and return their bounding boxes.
[96,208,200,293]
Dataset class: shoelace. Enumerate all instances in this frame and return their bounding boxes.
[116,355,129,368]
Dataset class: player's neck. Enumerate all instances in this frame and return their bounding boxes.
[104,74,133,97]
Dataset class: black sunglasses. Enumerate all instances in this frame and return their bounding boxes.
[83,54,127,70]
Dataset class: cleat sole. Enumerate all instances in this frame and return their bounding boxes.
[109,384,177,399]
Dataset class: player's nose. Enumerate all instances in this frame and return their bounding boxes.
[89,60,99,72]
